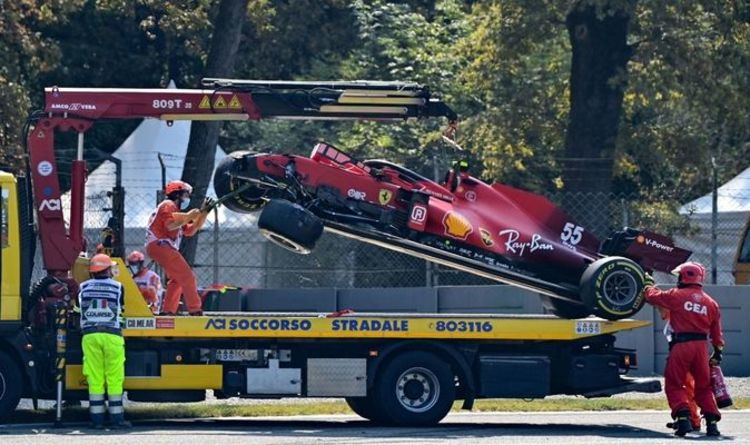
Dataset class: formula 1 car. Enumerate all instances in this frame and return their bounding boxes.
[214,143,691,320]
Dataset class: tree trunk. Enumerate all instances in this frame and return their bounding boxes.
[562,2,633,236]
[180,0,247,266]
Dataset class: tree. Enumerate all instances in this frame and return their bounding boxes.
[180,0,249,265]
[0,1,84,170]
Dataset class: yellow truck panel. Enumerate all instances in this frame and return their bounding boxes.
[122,313,648,341]
[0,172,21,321]
[65,364,223,390]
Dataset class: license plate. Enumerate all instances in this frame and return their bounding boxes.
[215,349,257,362]
[574,320,601,335]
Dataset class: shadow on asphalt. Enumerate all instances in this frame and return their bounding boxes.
[1,418,686,440]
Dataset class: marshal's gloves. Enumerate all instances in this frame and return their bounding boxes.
[201,197,217,213]
[643,273,655,287]
[710,346,723,366]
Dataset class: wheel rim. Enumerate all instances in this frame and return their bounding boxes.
[395,367,440,413]
[602,270,639,307]
[259,229,311,254]
[0,370,6,401]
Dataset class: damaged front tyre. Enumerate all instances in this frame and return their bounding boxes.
[214,151,268,213]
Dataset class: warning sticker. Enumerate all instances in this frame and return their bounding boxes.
[213,96,227,108]
[198,95,211,109]
[228,95,242,109]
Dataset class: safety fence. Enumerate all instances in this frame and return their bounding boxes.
[33,187,748,288]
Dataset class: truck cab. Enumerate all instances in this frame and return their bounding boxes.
[0,171,23,324]
[734,217,750,284]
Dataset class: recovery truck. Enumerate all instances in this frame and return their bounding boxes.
[0,80,660,426]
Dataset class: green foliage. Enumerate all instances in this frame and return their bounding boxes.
[455,2,570,192]
[0,0,85,169]
[617,1,750,204]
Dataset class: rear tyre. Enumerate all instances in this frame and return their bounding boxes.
[258,199,324,254]
[580,257,645,320]
[213,151,267,213]
[371,351,455,426]
[0,351,23,421]
[345,396,386,422]
[540,295,591,319]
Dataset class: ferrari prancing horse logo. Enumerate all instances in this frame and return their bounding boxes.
[379,189,393,205]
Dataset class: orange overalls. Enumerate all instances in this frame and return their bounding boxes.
[146,200,202,314]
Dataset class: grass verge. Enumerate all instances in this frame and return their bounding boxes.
[6,398,749,425]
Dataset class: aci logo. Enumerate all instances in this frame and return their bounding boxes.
[39,199,62,211]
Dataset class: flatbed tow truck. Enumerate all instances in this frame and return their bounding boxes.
[0,79,660,426]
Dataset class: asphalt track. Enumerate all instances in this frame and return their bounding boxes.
[1,410,748,444]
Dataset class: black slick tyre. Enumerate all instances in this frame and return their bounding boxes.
[580,256,646,320]
[257,199,324,254]
[540,295,591,319]
[371,351,455,426]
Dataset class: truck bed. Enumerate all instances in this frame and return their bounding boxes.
[123,312,649,340]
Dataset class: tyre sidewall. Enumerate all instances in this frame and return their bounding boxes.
[540,295,591,319]
[345,396,387,423]
[373,351,455,426]
[581,257,645,320]
[0,351,22,421]
[258,200,324,253]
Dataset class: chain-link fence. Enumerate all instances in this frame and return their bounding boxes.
[36,186,748,288]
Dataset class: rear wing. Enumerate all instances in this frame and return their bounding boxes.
[600,228,692,273]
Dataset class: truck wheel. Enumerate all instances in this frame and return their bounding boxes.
[258,199,324,254]
[345,396,386,423]
[0,351,23,421]
[213,151,267,213]
[540,295,591,319]
[580,257,645,320]
[372,351,455,426]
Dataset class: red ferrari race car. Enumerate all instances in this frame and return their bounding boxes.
[214,143,691,320]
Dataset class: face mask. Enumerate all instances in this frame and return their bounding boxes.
[180,197,190,210]
[128,264,140,276]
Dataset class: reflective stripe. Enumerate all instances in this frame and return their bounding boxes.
[108,394,123,403]
[80,277,123,331]
[108,405,124,414]
[89,404,106,414]
[89,393,105,401]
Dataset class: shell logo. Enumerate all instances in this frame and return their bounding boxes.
[636,235,646,244]
[443,212,473,240]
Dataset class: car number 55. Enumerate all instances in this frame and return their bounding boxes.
[561,222,584,245]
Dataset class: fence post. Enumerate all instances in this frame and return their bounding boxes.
[213,208,219,284]
[711,156,718,284]
[621,198,629,228]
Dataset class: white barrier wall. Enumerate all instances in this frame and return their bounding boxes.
[218,284,749,376]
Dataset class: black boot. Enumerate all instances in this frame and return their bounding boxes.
[674,410,693,437]
[705,413,721,437]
